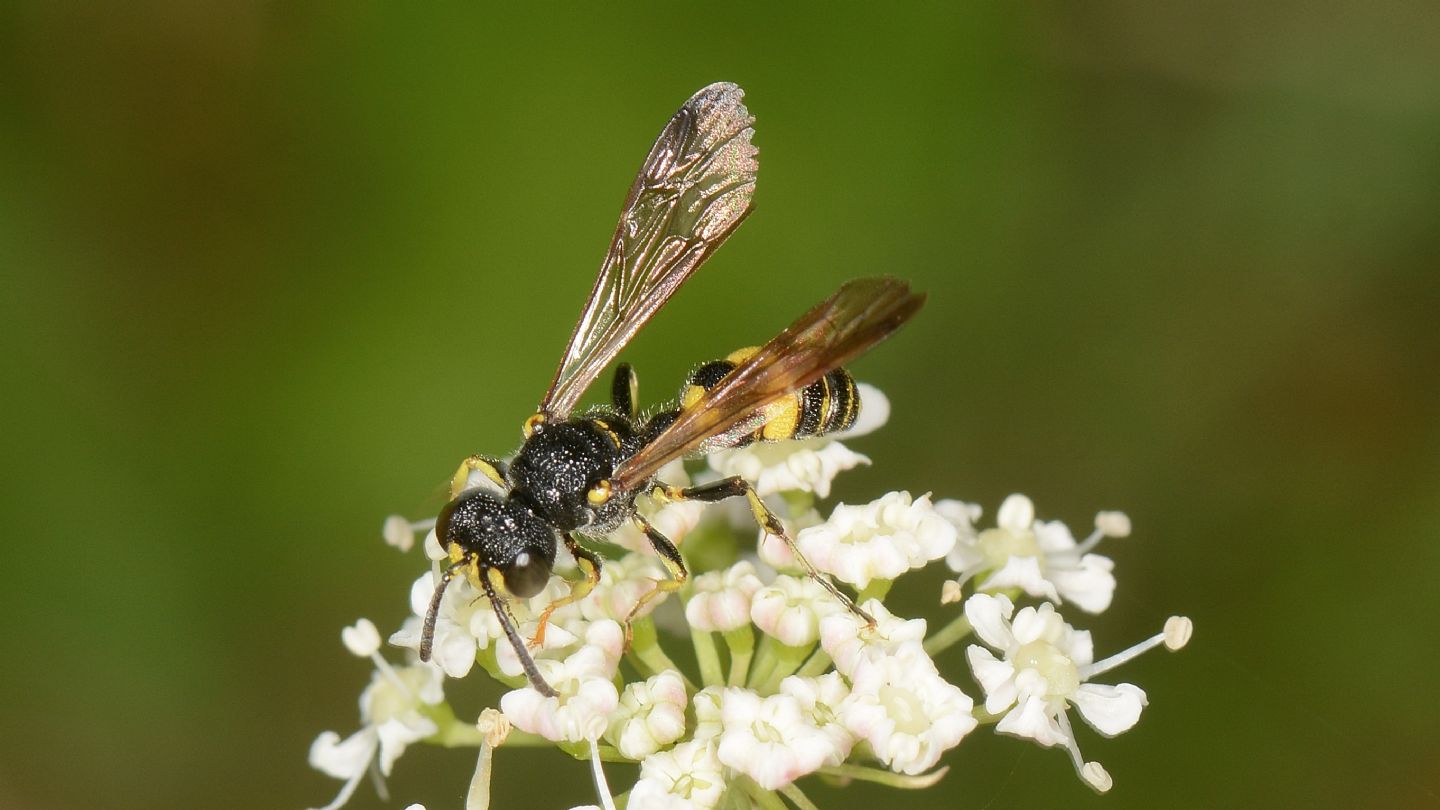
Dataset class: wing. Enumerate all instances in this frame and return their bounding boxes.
[612,277,926,491]
[538,82,759,419]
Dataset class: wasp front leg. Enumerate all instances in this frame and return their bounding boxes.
[623,512,689,640]
[449,455,508,500]
[528,533,602,648]
[654,476,876,627]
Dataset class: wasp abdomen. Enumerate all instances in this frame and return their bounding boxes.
[678,346,860,447]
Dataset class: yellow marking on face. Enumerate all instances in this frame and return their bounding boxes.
[447,542,467,566]
[486,566,509,594]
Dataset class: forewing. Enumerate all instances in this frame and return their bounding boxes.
[612,277,925,491]
[539,82,758,418]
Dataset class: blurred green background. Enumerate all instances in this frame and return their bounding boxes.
[3,2,1438,808]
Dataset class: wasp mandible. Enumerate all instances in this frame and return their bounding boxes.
[419,83,925,696]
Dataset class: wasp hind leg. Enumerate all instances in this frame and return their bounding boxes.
[528,533,602,648]
[612,362,639,420]
[450,455,508,500]
[654,476,877,627]
[623,513,689,643]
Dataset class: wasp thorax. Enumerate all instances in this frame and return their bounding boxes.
[509,420,629,532]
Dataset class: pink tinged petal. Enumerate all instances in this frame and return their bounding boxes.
[1071,683,1147,737]
[746,745,804,790]
[773,608,818,646]
[995,695,1065,747]
[568,679,621,741]
[1050,554,1116,614]
[501,688,559,740]
[979,556,1061,604]
[839,697,889,742]
[648,704,688,744]
[963,593,1015,650]
[997,494,1034,531]
[308,728,378,779]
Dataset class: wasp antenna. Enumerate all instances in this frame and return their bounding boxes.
[419,569,455,663]
[479,569,559,698]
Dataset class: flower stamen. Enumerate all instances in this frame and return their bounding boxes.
[1079,616,1192,680]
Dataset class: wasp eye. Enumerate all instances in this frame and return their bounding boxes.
[503,551,552,598]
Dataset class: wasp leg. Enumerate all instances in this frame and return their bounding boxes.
[612,362,638,420]
[450,455,508,500]
[655,476,876,628]
[529,533,603,648]
[623,513,689,643]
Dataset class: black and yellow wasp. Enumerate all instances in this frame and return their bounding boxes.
[419,83,924,696]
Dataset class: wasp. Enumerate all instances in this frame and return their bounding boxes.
[418,82,925,696]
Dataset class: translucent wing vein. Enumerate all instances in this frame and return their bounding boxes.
[540,83,758,418]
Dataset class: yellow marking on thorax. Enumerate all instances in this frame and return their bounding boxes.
[591,419,622,448]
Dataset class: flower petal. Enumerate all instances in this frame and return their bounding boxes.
[1050,554,1116,614]
[308,728,377,780]
[996,494,1034,531]
[995,695,1065,747]
[1071,683,1147,737]
[979,556,1061,604]
[964,593,1015,650]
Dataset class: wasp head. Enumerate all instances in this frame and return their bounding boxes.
[435,488,557,598]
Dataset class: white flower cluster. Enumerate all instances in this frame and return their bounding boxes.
[307,386,1192,810]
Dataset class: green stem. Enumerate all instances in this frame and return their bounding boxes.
[747,634,782,690]
[691,628,725,687]
[739,776,787,810]
[923,612,973,656]
[856,578,893,604]
[758,642,813,693]
[429,714,551,749]
[972,704,1006,725]
[780,784,820,810]
[794,648,833,678]
[628,618,697,690]
[724,626,756,687]
[819,763,950,789]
